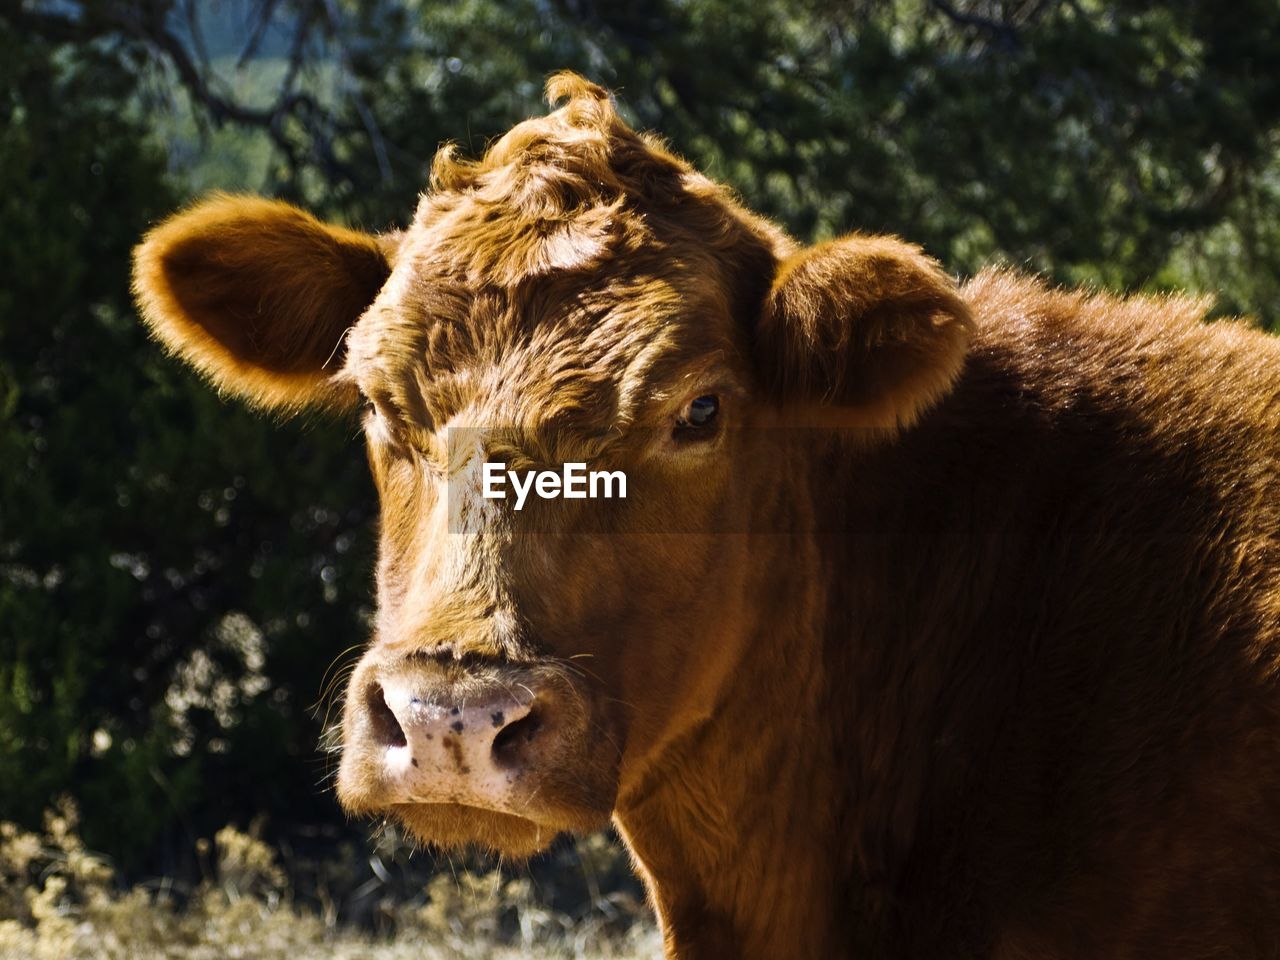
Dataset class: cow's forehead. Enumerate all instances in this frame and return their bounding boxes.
[342,83,784,433]
[346,233,740,439]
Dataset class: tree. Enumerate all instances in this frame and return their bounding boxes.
[0,9,379,871]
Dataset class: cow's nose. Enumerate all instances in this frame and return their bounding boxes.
[361,674,545,808]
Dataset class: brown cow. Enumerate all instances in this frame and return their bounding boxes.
[133,74,1280,959]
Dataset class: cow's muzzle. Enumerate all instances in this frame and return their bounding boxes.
[365,672,541,808]
[336,654,617,834]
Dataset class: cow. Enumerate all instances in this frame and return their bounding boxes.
[132,73,1280,959]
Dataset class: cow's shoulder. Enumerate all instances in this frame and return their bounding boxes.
[956,269,1280,441]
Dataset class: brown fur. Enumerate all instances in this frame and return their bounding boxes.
[133,73,1280,959]
[759,234,973,430]
[133,192,390,410]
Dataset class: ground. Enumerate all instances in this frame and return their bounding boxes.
[0,802,658,960]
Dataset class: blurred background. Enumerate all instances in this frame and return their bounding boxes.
[1,0,1277,956]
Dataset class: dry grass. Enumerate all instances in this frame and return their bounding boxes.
[0,800,658,960]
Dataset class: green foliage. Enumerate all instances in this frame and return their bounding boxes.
[275,0,1280,320]
[0,18,178,858]
[0,14,378,870]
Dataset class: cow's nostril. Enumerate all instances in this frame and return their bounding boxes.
[365,683,407,749]
[491,707,543,767]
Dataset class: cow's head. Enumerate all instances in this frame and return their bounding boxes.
[133,74,971,856]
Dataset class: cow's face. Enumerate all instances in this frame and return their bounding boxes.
[133,74,970,856]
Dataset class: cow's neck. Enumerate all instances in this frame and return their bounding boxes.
[613,528,872,959]
[611,439,999,959]
[614,695,851,958]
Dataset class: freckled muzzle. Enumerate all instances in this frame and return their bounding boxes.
[369,674,540,808]
[336,656,619,840]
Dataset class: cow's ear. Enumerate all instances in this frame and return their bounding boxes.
[132,193,392,412]
[755,234,972,430]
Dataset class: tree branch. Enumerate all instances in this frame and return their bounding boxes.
[929,0,1021,51]
[13,0,374,196]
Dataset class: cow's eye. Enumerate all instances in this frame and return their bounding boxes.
[364,399,399,442]
[674,395,719,438]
